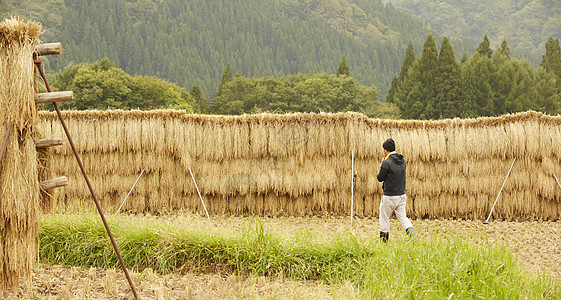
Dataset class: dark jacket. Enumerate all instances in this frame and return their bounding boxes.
[376,152,406,196]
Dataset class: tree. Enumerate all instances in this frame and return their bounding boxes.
[417,34,439,118]
[533,66,561,114]
[190,85,207,113]
[210,72,379,115]
[498,37,510,58]
[337,54,350,76]
[217,63,233,97]
[386,42,415,103]
[477,34,493,58]
[460,54,494,116]
[436,37,461,118]
[49,58,195,111]
[541,37,561,79]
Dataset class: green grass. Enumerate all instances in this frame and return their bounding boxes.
[39,213,561,299]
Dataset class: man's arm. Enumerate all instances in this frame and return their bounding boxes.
[377,162,388,182]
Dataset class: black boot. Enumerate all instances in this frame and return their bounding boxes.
[406,227,415,239]
[380,231,389,243]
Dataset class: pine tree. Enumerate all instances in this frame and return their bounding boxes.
[190,85,207,113]
[477,34,493,58]
[387,42,415,103]
[461,52,468,64]
[436,37,461,118]
[541,37,561,79]
[386,75,399,104]
[498,38,510,58]
[398,42,416,83]
[337,54,350,76]
[417,34,439,118]
[217,63,233,97]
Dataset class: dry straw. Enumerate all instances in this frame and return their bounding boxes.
[37,110,561,220]
[0,17,41,291]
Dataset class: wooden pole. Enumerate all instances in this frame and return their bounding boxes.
[484,156,517,224]
[189,168,210,219]
[35,91,73,104]
[34,59,139,299]
[34,43,62,56]
[35,138,63,149]
[40,176,68,190]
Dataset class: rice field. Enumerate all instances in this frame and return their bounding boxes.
[3,213,561,299]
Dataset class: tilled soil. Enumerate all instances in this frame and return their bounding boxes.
[3,216,561,299]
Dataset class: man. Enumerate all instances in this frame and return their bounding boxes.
[376,138,414,242]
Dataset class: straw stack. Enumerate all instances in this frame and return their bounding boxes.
[37,110,561,220]
[0,18,41,291]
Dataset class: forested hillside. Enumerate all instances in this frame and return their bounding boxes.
[393,0,561,66]
[387,35,561,118]
[0,0,473,99]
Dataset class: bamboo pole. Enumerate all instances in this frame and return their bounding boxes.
[115,169,145,215]
[189,167,210,219]
[484,156,517,224]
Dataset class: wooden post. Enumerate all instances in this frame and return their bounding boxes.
[40,176,68,190]
[34,43,62,56]
[35,138,63,149]
[35,91,73,104]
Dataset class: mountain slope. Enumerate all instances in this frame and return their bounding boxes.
[393,0,561,65]
[1,0,474,99]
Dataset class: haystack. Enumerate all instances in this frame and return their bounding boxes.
[0,18,41,291]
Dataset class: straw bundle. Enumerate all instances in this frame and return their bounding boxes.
[0,18,41,291]
[37,110,561,220]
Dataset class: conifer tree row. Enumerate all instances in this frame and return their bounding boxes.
[388,35,561,118]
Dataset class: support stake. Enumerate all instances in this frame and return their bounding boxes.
[0,121,13,166]
[350,149,355,226]
[189,167,210,219]
[115,168,145,215]
[484,156,517,224]
[34,59,139,299]
[554,174,561,190]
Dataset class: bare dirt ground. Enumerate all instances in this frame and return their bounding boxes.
[3,216,561,299]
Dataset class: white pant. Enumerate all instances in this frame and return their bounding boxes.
[379,194,412,233]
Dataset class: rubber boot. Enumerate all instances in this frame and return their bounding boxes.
[406,227,415,239]
[380,231,389,243]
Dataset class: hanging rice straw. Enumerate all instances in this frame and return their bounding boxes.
[0,17,41,291]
